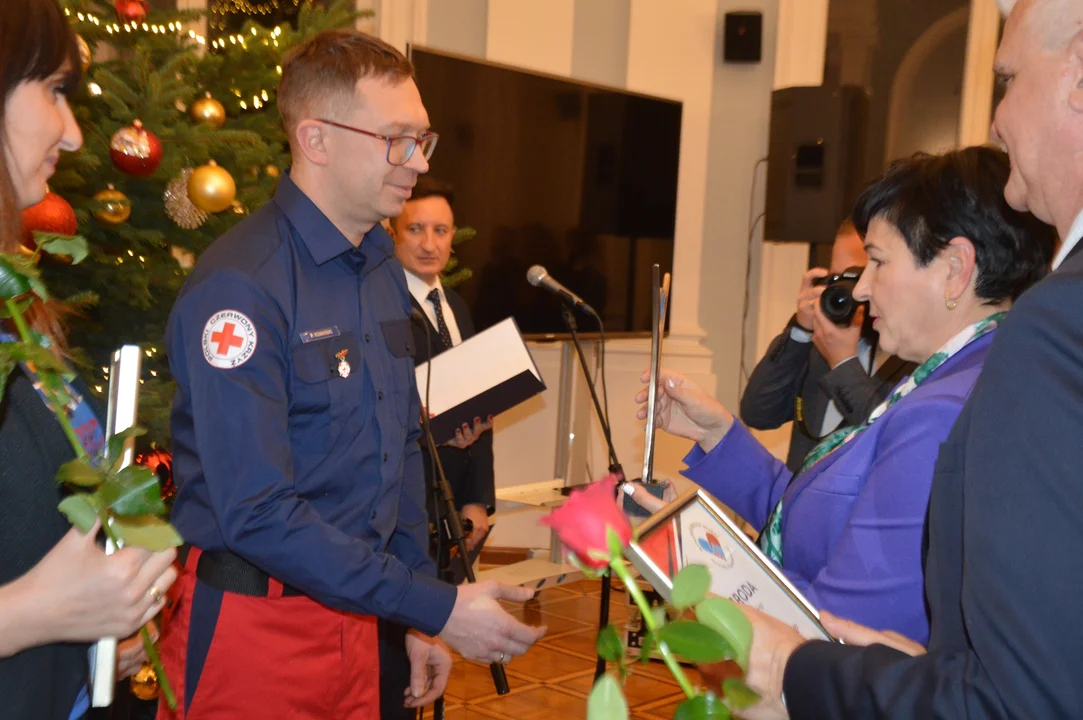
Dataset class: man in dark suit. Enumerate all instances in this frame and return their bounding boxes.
[379,176,496,719]
[724,2,1083,717]
[741,222,914,471]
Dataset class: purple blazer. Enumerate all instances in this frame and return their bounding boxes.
[682,332,995,644]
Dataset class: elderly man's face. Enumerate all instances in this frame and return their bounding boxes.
[992,0,1083,230]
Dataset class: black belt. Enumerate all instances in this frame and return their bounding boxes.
[179,545,305,598]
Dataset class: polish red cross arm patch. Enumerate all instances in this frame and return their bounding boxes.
[202,309,258,369]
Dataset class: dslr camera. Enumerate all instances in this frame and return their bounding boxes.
[813,266,866,327]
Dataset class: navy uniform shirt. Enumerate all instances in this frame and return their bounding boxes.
[166,173,457,635]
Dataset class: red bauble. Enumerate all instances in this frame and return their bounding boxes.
[110,120,162,177]
[115,0,147,23]
[20,192,78,250]
[135,448,174,503]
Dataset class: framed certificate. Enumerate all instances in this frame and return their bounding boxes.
[624,488,833,641]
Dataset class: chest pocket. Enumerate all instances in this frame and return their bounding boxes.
[289,331,364,453]
[381,318,416,428]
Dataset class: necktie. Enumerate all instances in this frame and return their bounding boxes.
[427,288,453,348]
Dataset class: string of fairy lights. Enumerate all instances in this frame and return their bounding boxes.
[66,8,284,112]
[209,0,303,30]
[96,343,161,394]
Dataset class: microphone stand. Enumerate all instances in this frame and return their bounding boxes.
[413,311,510,720]
[559,304,622,682]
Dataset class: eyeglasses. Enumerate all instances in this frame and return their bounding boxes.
[317,119,439,166]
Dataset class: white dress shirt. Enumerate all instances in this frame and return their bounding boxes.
[1052,209,1083,270]
[405,270,463,347]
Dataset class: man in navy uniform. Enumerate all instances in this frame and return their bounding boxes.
[156,30,546,719]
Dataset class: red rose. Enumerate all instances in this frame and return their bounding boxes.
[540,476,633,568]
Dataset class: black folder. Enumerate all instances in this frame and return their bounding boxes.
[415,317,546,444]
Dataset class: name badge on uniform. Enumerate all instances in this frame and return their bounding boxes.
[299,326,341,344]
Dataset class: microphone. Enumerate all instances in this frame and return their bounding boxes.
[409,303,511,698]
[526,265,594,315]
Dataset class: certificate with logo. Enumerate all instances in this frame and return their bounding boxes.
[625,488,832,641]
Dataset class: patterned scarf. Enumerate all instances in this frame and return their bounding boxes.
[757,312,1005,566]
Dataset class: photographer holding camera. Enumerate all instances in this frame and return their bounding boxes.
[741,221,915,472]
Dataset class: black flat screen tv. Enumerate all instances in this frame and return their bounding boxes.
[408,46,681,338]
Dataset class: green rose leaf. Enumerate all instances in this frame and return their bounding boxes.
[58,494,101,533]
[596,624,625,662]
[674,692,731,720]
[56,459,108,488]
[651,605,668,627]
[638,630,656,664]
[101,465,166,517]
[0,297,34,319]
[656,620,733,664]
[670,564,711,611]
[36,234,89,265]
[695,597,753,671]
[0,346,15,398]
[9,343,67,376]
[110,515,184,551]
[107,426,147,470]
[0,257,32,300]
[586,673,629,720]
[721,678,760,711]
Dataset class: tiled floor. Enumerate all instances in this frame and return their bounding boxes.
[434,578,698,720]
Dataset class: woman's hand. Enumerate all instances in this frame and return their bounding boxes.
[623,478,679,514]
[1,523,178,656]
[635,368,734,452]
[116,621,158,680]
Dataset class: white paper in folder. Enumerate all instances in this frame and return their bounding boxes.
[414,317,545,444]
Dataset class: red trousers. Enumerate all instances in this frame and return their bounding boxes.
[155,548,379,719]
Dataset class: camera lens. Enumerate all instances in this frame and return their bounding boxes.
[820,280,859,326]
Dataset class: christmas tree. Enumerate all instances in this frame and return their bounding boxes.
[29,0,364,444]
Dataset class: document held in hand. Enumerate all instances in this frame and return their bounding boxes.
[625,488,833,641]
[415,317,546,445]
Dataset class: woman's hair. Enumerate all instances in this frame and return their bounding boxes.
[852,147,1057,302]
[0,0,81,344]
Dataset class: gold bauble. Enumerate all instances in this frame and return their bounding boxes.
[92,184,131,224]
[129,662,160,700]
[265,164,280,178]
[164,168,207,230]
[187,160,236,214]
[189,92,226,129]
[76,35,92,72]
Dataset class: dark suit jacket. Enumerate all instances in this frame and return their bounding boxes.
[409,287,496,516]
[783,244,1083,718]
[740,324,915,471]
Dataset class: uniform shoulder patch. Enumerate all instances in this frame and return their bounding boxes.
[202,310,258,369]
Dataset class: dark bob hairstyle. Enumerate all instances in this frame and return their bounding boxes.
[852,147,1056,302]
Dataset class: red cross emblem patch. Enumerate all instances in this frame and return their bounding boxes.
[202,310,258,369]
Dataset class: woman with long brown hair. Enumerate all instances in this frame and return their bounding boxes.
[0,1,177,718]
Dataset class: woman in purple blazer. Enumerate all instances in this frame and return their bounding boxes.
[632,147,1055,644]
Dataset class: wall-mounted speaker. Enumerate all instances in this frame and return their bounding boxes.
[723,12,763,63]
[764,85,870,245]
